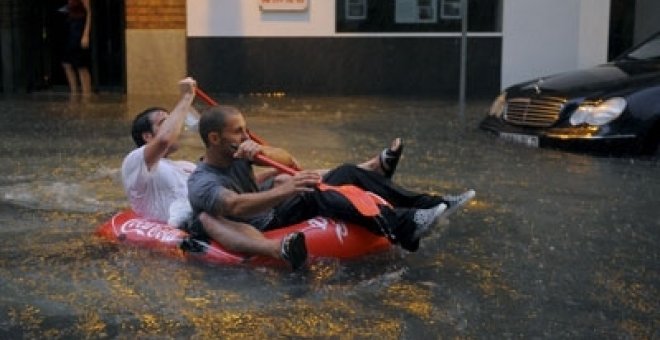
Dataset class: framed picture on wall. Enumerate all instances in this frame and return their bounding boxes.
[440,0,462,19]
[395,0,437,24]
[259,0,308,12]
[345,0,367,20]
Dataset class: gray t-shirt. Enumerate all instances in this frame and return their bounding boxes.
[187,159,274,230]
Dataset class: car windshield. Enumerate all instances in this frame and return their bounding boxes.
[623,34,660,60]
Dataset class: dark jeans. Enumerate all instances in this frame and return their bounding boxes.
[322,164,443,208]
[264,164,444,251]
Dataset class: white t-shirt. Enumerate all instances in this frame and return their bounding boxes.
[121,146,195,223]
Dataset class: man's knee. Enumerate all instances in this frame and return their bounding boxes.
[335,163,360,172]
[273,173,292,187]
[328,163,361,179]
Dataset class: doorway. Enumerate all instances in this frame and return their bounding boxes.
[608,0,636,60]
[0,0,125,93]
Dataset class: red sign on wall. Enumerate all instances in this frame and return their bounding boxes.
[259,0,309,11]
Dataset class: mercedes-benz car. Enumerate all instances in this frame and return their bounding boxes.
[480,31,660,155]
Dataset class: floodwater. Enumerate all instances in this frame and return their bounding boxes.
[0,93,658,338]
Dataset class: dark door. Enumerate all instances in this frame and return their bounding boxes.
[2,0,125,93]
[89,0,125,92]
[609,0,636,60]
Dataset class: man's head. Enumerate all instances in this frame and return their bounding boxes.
[198,105,248,156]
[130,107,168,147]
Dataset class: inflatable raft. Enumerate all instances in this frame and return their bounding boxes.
[96,209,391,267]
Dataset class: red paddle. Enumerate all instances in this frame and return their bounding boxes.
[194,86,382,217]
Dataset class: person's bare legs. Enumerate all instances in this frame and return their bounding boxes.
[198,213,307,270]
[78,67,92,95]
[198,212,280,258]
[62,63,79,94]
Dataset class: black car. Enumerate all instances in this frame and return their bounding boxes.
[480,31,660,155]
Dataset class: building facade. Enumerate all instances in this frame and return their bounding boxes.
[1,0,658,96]
[188,0,502,96]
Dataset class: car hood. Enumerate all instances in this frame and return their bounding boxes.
[510,60,660,98]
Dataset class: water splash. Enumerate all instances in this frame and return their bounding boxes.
[2,181,108,213]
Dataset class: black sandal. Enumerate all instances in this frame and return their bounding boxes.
[379,138,404,179]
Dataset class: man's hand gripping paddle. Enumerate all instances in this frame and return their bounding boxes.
[252,154,381,217]
[194,87,382,217]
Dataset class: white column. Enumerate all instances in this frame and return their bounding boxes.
[577,0,610,69]
[187,0,335,37]
[501,0,610,90]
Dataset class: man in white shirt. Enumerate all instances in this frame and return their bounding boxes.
[121,81,196,224]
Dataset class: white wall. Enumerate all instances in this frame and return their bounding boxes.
[501,0,610,89]
[187,0,500,38]
[187,0,336,37]
[577,0,610,69]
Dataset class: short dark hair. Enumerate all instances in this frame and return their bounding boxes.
[130,107,167,147]
[198,105,241,147]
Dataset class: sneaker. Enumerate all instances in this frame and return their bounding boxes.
[280,232,307,271]
[441,189,476,219]
[412,203,447,240]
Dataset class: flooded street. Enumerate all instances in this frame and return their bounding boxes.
[0,93,658,338]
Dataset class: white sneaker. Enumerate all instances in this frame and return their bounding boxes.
[412,203,447,239]
[441,189,476,219]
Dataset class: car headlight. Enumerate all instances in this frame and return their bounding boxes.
[569,97,626,126]
[488,92,507,117]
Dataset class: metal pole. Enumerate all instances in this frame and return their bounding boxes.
[458,0,469,129]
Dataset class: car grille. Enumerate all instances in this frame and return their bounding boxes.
[504,96,566,127]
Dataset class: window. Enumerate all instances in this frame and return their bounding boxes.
[345,0,367,20]
[336,0,502,33]
[440,0,461,20]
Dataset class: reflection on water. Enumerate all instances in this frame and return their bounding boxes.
[0,93,657,338]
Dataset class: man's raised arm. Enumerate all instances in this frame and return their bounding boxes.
[143,77,196,169]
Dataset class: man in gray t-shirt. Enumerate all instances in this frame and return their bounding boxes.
[187,105,475,254]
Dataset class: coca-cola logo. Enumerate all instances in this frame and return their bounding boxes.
[302,217,348,244]
[305,217,329,231]
[334,221,348,244]
[113,218,181,243]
